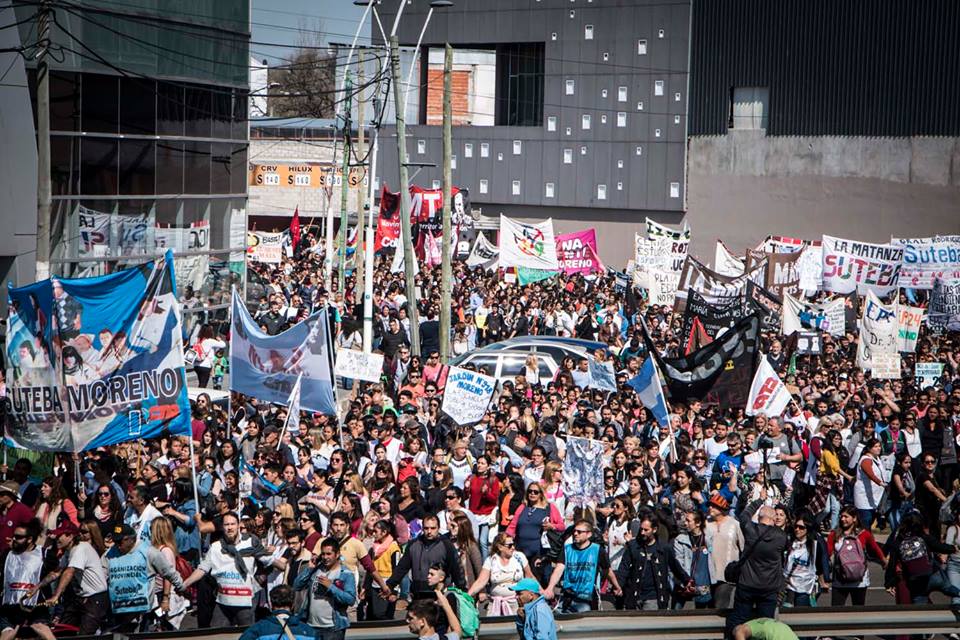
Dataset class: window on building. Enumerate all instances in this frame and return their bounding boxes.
[464,143,473,157]
[618,86,627,102]
[601,89,608,99]
[563,148,573,164]
[580,146,587,155]
[655,128,661,138]
[670,182,680,198]
[582,114,591,129]
[432,180,441,189]
[545,182,555,198]
[674,115,681,125]
[512,180,521,195]
[636,145,643,155]
[637,39,647,55]
[654,80,664,96]
[481,142,490,157]
[496,43,544,126]
[617,181,623,190]
[637,101,644,111]
[547,116,557,131]
[601,114,607,124]
[565,126,572,136]
[479,179,488,194]
[729,87,770,130]
[597,184,607,200]
[417,140,426,154]
[617,112,626,127]
[584,25,594,40]
[513,140,522,155]
[565,79,575,95]
[452,155,457,169]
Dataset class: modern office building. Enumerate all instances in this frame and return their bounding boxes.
[376,0,960,264]
[0,0,249,322]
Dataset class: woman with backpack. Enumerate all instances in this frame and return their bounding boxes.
[781,513,830,607]
[826,505,887,605]
[884,510,959,604]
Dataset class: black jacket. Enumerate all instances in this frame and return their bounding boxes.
[616,538,689,610]
[738,500,789,592]
[386,535,465,594]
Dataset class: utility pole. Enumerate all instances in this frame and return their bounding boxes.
[337,73,352,295]
[361,98,381,352]
[439,43,453,363]
[389,35,420,355]
[353,52,366,308]
[35,0,52,281]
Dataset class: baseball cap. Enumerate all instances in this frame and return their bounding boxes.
[110,524,137,541]
[509,578,543,594]
[49,522,81,537]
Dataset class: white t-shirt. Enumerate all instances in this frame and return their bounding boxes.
[198,536,258,607]
[129,504,163,544]
[67,541,109,597]
[481,551,529,597]
[703,437,728,468]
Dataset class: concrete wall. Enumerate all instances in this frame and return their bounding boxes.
[685,131,960,259]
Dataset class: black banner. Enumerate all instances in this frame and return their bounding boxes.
[681,289,744,350]
[745,281,782,332]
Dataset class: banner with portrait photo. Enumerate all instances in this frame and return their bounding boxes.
[5,252,191,452]
[498,215,559,271]
[230,290,336,414]
[821,235,903,296]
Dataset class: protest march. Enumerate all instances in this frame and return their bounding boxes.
[1,215,959,640]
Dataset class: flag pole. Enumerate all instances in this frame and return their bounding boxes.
[277,372,303,451]
[649,356,677,465]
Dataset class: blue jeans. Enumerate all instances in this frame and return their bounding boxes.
[887,501,913,536]
[934,559,960,604]
[478,522,490,559]
[857,508,875,530]
[726,584,778,638]
[561,599,592,613]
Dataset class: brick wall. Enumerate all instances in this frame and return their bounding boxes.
[425,68,472,126]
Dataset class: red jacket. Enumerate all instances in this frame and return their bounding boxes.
[464,474,501,516]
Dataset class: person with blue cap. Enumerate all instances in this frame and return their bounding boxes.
[510,578,556,640]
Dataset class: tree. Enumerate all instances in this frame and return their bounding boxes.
[267,20,336,118]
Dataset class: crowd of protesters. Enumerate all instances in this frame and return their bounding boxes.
[0,228,958,640]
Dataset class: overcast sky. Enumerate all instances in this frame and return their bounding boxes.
[251,0,370,63]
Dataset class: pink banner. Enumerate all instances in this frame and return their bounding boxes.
[556,229,603,274]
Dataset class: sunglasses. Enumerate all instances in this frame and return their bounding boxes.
[503,541,515,547]
[98,491,111,497]
[527,490,542,495]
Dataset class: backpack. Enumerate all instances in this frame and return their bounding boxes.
[174,554,197,603]
[447,586,480,638]
[833,534,867,583]
[898,535,933,578]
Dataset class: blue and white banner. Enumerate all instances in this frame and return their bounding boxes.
[230,290,336,414]
[5,252,191,452]
[563,436,606,508]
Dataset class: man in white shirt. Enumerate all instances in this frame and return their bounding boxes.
[41,522,110,635]
[125,485,163,544]
[703,420,730,469]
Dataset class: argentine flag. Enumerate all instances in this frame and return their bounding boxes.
[627,357,670,427]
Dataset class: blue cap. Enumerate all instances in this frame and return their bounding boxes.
[509,578,542,594]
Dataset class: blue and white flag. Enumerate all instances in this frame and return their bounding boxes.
[627,357,670,427]
[230,290,336,414]
[5,251,191,452]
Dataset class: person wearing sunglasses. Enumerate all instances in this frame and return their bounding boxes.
[543,518,622,612]
[1,520,56,640]
[505,483,564,574]
[782,514,829,608]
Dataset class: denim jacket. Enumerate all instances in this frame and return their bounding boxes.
[293,563,356,631]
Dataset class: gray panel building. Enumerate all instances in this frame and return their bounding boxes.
[375,0,691,261]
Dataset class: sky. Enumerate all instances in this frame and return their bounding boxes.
[251,0,370,64]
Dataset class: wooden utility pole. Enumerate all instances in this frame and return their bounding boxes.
[389,35,420,354]
[337,73,352,294]
[440,44,453,363]
[35,0,52,280]
[354,52,366,307]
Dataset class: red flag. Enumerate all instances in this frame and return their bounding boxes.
[290,206,301,249]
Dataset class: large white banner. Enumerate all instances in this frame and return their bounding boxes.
[634,234,672,286]
[797,245,824,293]
[856,291,899,370]
[498,215,560,271]
[334,349,384,383]
[714,240,745,277]
[821,235,902,296]
[647,269,681,307]
[781,293,845,337]
[896,305,924,353]
[746,358,792,417]
[247,231,284,264]
[441,366,497,425]
[892,236,960,290]
[645,218,690,272]
[465,234,499,270]
[645,217,690,241]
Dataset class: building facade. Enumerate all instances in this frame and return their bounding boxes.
[374,0,960,265]
[0,0,249,324]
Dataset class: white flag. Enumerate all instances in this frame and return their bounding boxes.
[714,240,745,277]
[498,215,559,270]
[746,358,792,417]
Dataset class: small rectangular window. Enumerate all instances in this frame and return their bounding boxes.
[565,127,572,136]
[617,160,624,169]
[638,39,647,55]
[580,145,587,155]
[563,148,573,164]
[674,115,681,125]
[730,87,770,130]
[464,143,473,158]
[654,81,664,96]
[584,25,594,40]
[655,128,661,138]
[636,145,643,155]
[547,116,557,132]
[512,180,521,196]
[658,28,665,38]
[637,101,644,111]
[597,184,607,200]
[675,92,682,102]
[545,182,555,198]
[617,112,627,127]
[617,181,623,191]
[618,86,628,102]
[601,89,608,99]
[452,155,458,168]
[417,140,426,154]
[432,180,441,190]
[513,140,522,155]
[670,182,680,198]
[480,143,490,157]
[565,80,575,95]
[582,114,591,129]
[601,114,607,124]
[479,178,488,194]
